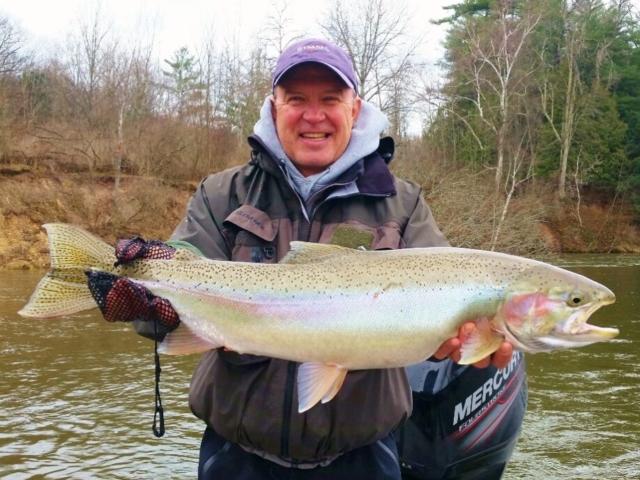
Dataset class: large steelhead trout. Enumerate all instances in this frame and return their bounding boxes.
[19,223,618,412]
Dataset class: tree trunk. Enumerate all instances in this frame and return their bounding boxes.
[114,103,124,211]
[558,42,577,200]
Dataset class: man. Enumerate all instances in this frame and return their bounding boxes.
[115,39,521,479]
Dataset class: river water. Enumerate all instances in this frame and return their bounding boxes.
[0,256,638,479]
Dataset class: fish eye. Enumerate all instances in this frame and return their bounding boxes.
[567,291,585,307]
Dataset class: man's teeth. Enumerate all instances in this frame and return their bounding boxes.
[301,133,328,139]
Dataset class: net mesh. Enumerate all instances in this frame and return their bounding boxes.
[86,271,180,330]
[115,237,176,265]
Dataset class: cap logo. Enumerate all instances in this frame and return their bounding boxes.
[297,44,330,53]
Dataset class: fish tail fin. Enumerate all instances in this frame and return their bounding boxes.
[18,223,117,318]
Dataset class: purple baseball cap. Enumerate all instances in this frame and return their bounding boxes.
[272,38,358,95]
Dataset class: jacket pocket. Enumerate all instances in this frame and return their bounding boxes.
[223,205,279,263]
[372,223,405,250]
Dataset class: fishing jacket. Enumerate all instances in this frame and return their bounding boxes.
[169,135,449,463]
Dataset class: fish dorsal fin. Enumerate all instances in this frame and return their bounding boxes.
[280,242,359,265]
[157,323,222,355]
[174,248,205,262]
[297,363,348,412]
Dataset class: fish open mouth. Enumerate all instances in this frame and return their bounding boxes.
[556,322,620,340]
[565,295,616,332]
[504,294,618,353]
[548,298,619,346]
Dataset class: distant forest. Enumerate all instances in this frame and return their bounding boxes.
[1,0,639,252]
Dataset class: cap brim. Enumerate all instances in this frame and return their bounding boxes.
[273,61,356,93]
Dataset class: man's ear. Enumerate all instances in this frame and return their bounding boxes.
[352,96,362,123]
[271,95,277,122]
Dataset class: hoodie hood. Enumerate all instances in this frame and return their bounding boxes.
[253,95,389,202]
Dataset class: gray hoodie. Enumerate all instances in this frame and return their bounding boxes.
[253,95,389,203]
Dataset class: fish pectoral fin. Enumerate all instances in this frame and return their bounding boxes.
[459,318,504,365]
[297,363,348,413]
[321,369,348,404]
[157,323,222,355]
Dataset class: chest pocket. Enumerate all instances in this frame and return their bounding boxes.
[223,205,279,263]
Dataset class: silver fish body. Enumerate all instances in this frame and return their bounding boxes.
[19,224,618,412]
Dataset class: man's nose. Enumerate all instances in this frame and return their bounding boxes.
[302,102,325,123]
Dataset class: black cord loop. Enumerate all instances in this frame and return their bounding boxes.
[152,318,165,438]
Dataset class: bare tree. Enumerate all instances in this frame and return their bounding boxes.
[538,0,592,200]
[219,38,271,138]
[64,3,114,127]
[192,24,223,176]
[416,75,488,162]
[539,0,632,199]
[490,132,535,250]
[320,0,421,133]
[416,1,545,248]
[0,16,27,78]
[106,30,157,209]
[455,0,542,194]
[35,4,117,173]
[261,0,304,56]
[0,15,29,158]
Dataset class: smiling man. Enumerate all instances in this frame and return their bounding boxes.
[271,63,362,176]
[123,38,523,479]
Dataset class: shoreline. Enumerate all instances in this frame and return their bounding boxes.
[1,168,639,271]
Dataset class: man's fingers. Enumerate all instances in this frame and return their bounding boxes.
[472,357,491,369]
[434,323,476,361]
[114,237,176,266]
[87,271,181,332]
[490,341,513,370]
[458,322,475,344]
[432,323,514,369]
[433,338,460,360]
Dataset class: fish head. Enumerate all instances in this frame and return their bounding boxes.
[495,265,618,353]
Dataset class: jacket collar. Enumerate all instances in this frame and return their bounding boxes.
[247,134,396,197]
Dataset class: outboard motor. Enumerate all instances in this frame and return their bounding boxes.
[396,352,527,480]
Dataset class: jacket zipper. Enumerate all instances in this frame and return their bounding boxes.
[280,170,389,458]
[281,360,297,458]
[281,204,310,458]
[279,180,391,458]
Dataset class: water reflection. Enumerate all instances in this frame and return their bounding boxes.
[538,253,640,268]
[1,258,638,479]
[0,272,202,478]
[505,262,640,479]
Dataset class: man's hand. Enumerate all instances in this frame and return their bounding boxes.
[87,272,180,330]
[114,237,176,265]
[433,322,514,370]
[86,237,181,333]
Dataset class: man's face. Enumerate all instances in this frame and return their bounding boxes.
[271,64,362,177]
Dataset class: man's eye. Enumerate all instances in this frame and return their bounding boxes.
[289,96,304,103]
[323,96,339,103]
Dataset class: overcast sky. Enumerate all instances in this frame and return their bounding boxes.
[0,0,452,64]
[0,0,455,135]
